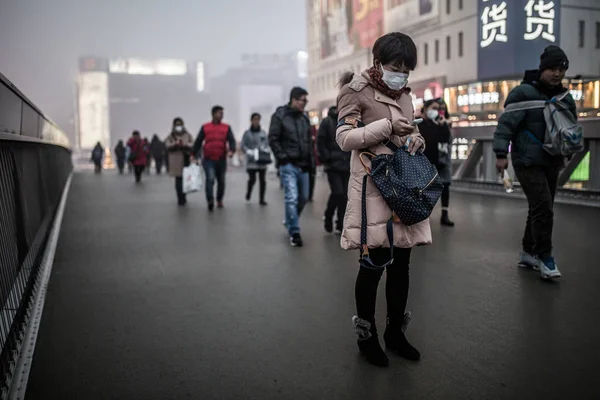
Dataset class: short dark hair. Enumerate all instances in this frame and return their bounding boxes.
[173,117,183,125]
[289,87,308,102]
[251,112,261,120]
[132,130,140,136]
[212,105,224,115]
[372,32,417,71]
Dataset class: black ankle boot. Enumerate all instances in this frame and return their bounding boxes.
[353,317,389,367]
[384,314,421,361]
[441,210,455,227]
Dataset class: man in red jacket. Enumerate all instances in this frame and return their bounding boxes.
[193,105,236,211]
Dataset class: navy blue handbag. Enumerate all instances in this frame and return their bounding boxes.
[358,140,443,270]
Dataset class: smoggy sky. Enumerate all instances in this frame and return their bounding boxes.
[0,0,306,134]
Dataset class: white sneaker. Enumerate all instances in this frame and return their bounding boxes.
[537,257,562,280]
[518,251,540,271]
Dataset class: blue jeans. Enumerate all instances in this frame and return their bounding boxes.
[280,163,309,235]
[202,159,227,203]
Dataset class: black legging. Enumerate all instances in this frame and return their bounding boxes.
[355,247,411,328]
[441,182,450,208]
[246,169,266,202]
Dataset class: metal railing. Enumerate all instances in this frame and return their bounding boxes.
[0,72,72,398]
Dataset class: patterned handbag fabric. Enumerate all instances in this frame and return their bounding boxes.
[358,141,444,269]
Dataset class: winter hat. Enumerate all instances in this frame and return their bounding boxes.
[539,45,569,71]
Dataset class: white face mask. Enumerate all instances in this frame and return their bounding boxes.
[380,65,409,91]
[426,109,439,120]
[174,125,183,133]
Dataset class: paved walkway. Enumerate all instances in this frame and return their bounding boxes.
[26,171,600,400]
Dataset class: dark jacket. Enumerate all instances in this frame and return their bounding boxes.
[91,144,104,163]
[317,111,350,172]
[114,142,126,160]
[268,105,313,169]
[494,69,577,167]
[150,135,166,160]
[420,119,451,167]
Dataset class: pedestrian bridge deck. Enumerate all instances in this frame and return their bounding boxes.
[25,171,600,400]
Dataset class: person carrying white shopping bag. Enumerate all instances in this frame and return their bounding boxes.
[183,163,202,195]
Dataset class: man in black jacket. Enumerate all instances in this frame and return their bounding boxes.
[494,45,576,280]
[269,87,313,247]
[317,105,350,234]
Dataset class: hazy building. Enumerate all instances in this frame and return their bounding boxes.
[208,52,308,141]
[76,57,209,151]
[307,0,600,124]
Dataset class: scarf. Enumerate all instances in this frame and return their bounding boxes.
[366,66,411,100]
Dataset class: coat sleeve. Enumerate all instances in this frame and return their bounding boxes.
[316,119,331,163]
[193,127,205,157]
[241,131,252,153]
[268,112,288,162]
[494,87,527,159]
[226,127,237,153]
[335,87,393,152]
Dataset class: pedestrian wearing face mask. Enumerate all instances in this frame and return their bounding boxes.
[337,32,428,368]
[166,117,194,206]
[420,99,454,226]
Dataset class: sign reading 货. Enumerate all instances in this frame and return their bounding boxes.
[478,0,561,81]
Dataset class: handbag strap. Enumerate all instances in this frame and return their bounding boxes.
[359,173,395,270]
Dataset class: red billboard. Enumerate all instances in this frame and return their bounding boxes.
[319,0,383,60]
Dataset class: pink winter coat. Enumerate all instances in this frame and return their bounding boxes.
[336,71,432,250]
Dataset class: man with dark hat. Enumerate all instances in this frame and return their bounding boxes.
[493,45,576,280]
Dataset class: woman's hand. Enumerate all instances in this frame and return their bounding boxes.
[392,117,416,137]
[405,135,425,156]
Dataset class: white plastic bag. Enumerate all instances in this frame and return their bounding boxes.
[182,164,202,194]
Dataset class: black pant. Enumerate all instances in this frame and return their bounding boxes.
[246,169,266,202]
[134,165,144,182]
[155,158,164,175]
[355,248,411,327]
[116,158,125,174]
[175,177,186,205]
[325,170,350,228]
[514,165,559,259]
[308,170,316,201]
[441,182,450,208]
[94,162,102,173]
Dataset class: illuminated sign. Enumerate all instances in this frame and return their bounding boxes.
[477,0,561,81]
[480,1,508,48]
[457,92,500,107]
[108,58,187,75]
[78,72,110,149]
[524,0,556,42]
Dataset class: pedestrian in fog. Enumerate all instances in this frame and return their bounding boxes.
[241,113,269,206]
[127,131,149,183]
[337,32,426,367]
[150,134,166,174]
[143,137,151,174]
[494,45,576,280]
[317,105,350,234]
[166,118,194,206]
[193,105,236,211]
[114,140,126,174]
[90,142,104,173]
[420,99,454,226]
[268,87,313,247]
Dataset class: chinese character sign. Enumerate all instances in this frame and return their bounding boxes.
[478,0,561,81]
[524,0,556,42]
[480,1,508,48]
